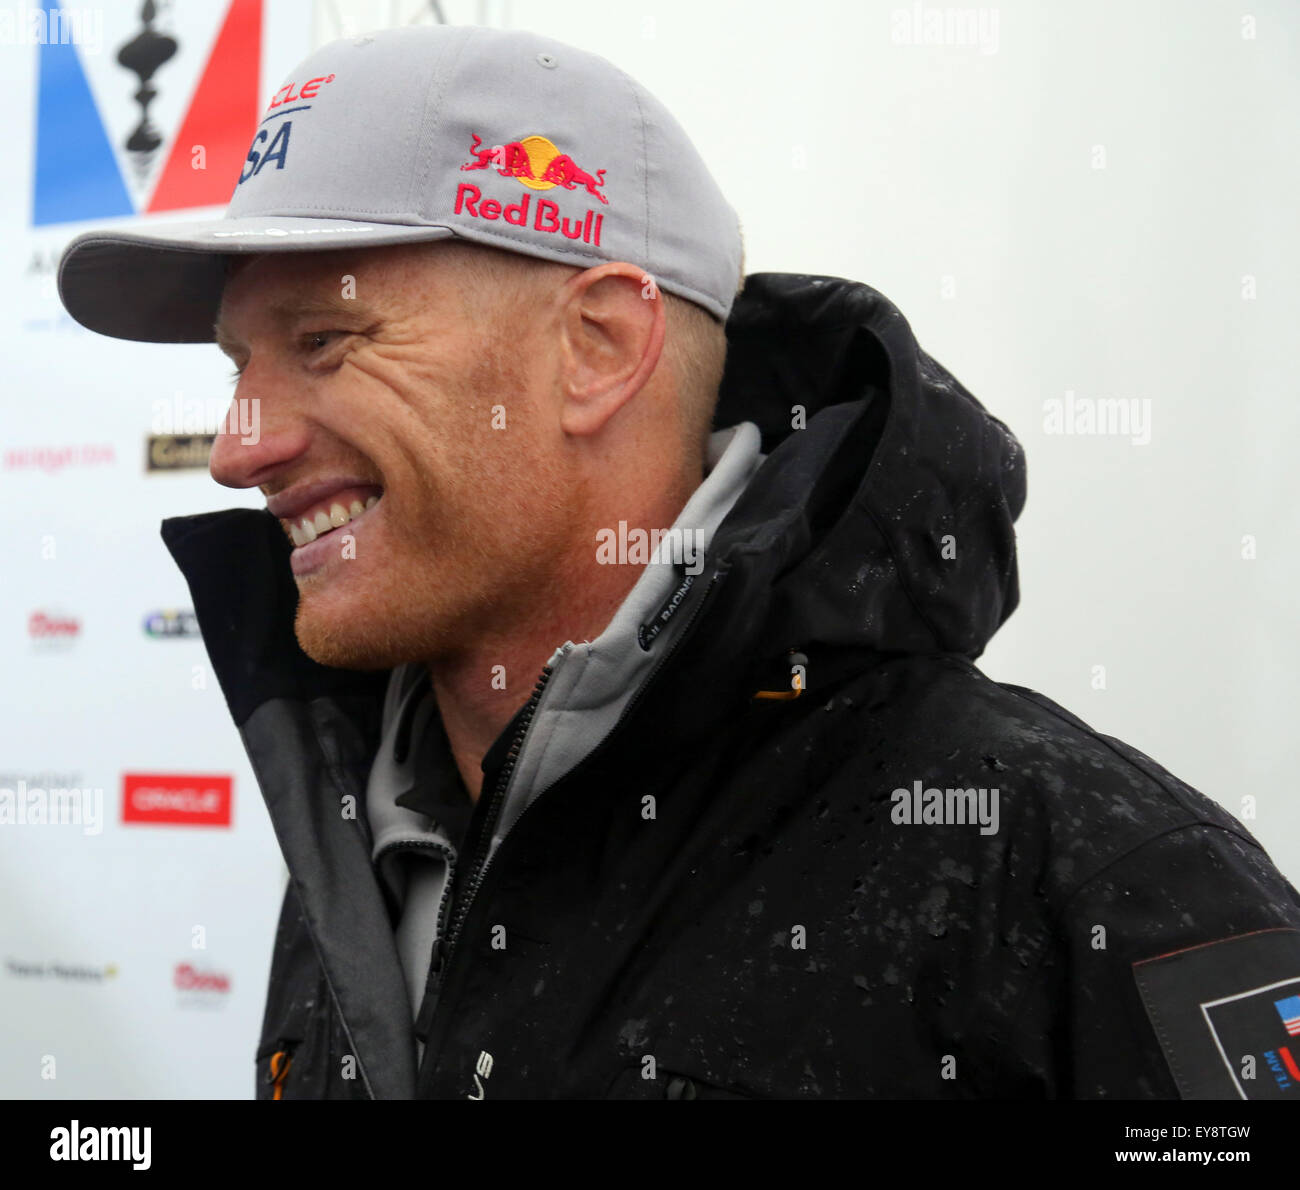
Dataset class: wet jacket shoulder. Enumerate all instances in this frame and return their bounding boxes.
[163,272,1300,1100]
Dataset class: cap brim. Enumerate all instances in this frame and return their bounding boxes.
[58,215,457,344]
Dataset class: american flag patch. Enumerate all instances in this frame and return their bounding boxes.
[1275,994,1300,1037]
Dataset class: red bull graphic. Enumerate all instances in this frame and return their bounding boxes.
[454,184,604,246]
[461,134,535,180]
[538,154,608,204]
[455,131,608,248]
[460,133,609,203]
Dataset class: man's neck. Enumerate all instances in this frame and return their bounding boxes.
[427,482,698,804]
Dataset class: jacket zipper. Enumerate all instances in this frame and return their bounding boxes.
[417,565,728,1078]
[416,663,556,1041]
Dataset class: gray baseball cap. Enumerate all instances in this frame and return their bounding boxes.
[57,24,743,343]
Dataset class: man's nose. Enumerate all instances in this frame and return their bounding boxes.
[208,376,311,490]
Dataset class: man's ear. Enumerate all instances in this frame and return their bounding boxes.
[557,262,665,438]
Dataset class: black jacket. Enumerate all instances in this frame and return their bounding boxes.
[163,273,1300,1100]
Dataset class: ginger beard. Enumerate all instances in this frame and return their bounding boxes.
[289,309,583,674]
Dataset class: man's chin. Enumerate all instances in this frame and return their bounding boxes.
[291,594,450,672]
[293,604,401,671]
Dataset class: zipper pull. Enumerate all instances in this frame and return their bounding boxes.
[267,1046,295,1100]
[414,939,445,1044]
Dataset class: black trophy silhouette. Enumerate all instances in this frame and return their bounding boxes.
[116,0,178,186]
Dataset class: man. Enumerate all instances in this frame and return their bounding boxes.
[59,24,1300,1101]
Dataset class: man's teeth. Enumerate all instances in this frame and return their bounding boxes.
[289,495,379,547]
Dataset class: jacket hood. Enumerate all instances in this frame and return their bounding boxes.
[705,272,1025,667]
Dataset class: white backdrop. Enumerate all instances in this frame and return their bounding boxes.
[1,0,1296,1098]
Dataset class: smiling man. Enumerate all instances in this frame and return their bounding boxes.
[209,240,713,800]
[57,24,1300,1102]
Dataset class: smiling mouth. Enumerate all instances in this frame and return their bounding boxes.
[281,486,382,548]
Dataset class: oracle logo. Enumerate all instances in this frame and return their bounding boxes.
[266,72,336,109]
[173,963,230,994]
[121,774,232,827]
[133,788,220,812]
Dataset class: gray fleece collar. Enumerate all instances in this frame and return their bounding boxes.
[367,419,766,872]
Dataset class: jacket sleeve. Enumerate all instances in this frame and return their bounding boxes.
[1045,822,1300,1099]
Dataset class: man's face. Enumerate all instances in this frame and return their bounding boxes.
[210,243,583,670]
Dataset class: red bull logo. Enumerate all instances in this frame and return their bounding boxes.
[460,133,609,203]
[454,132,607,247]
